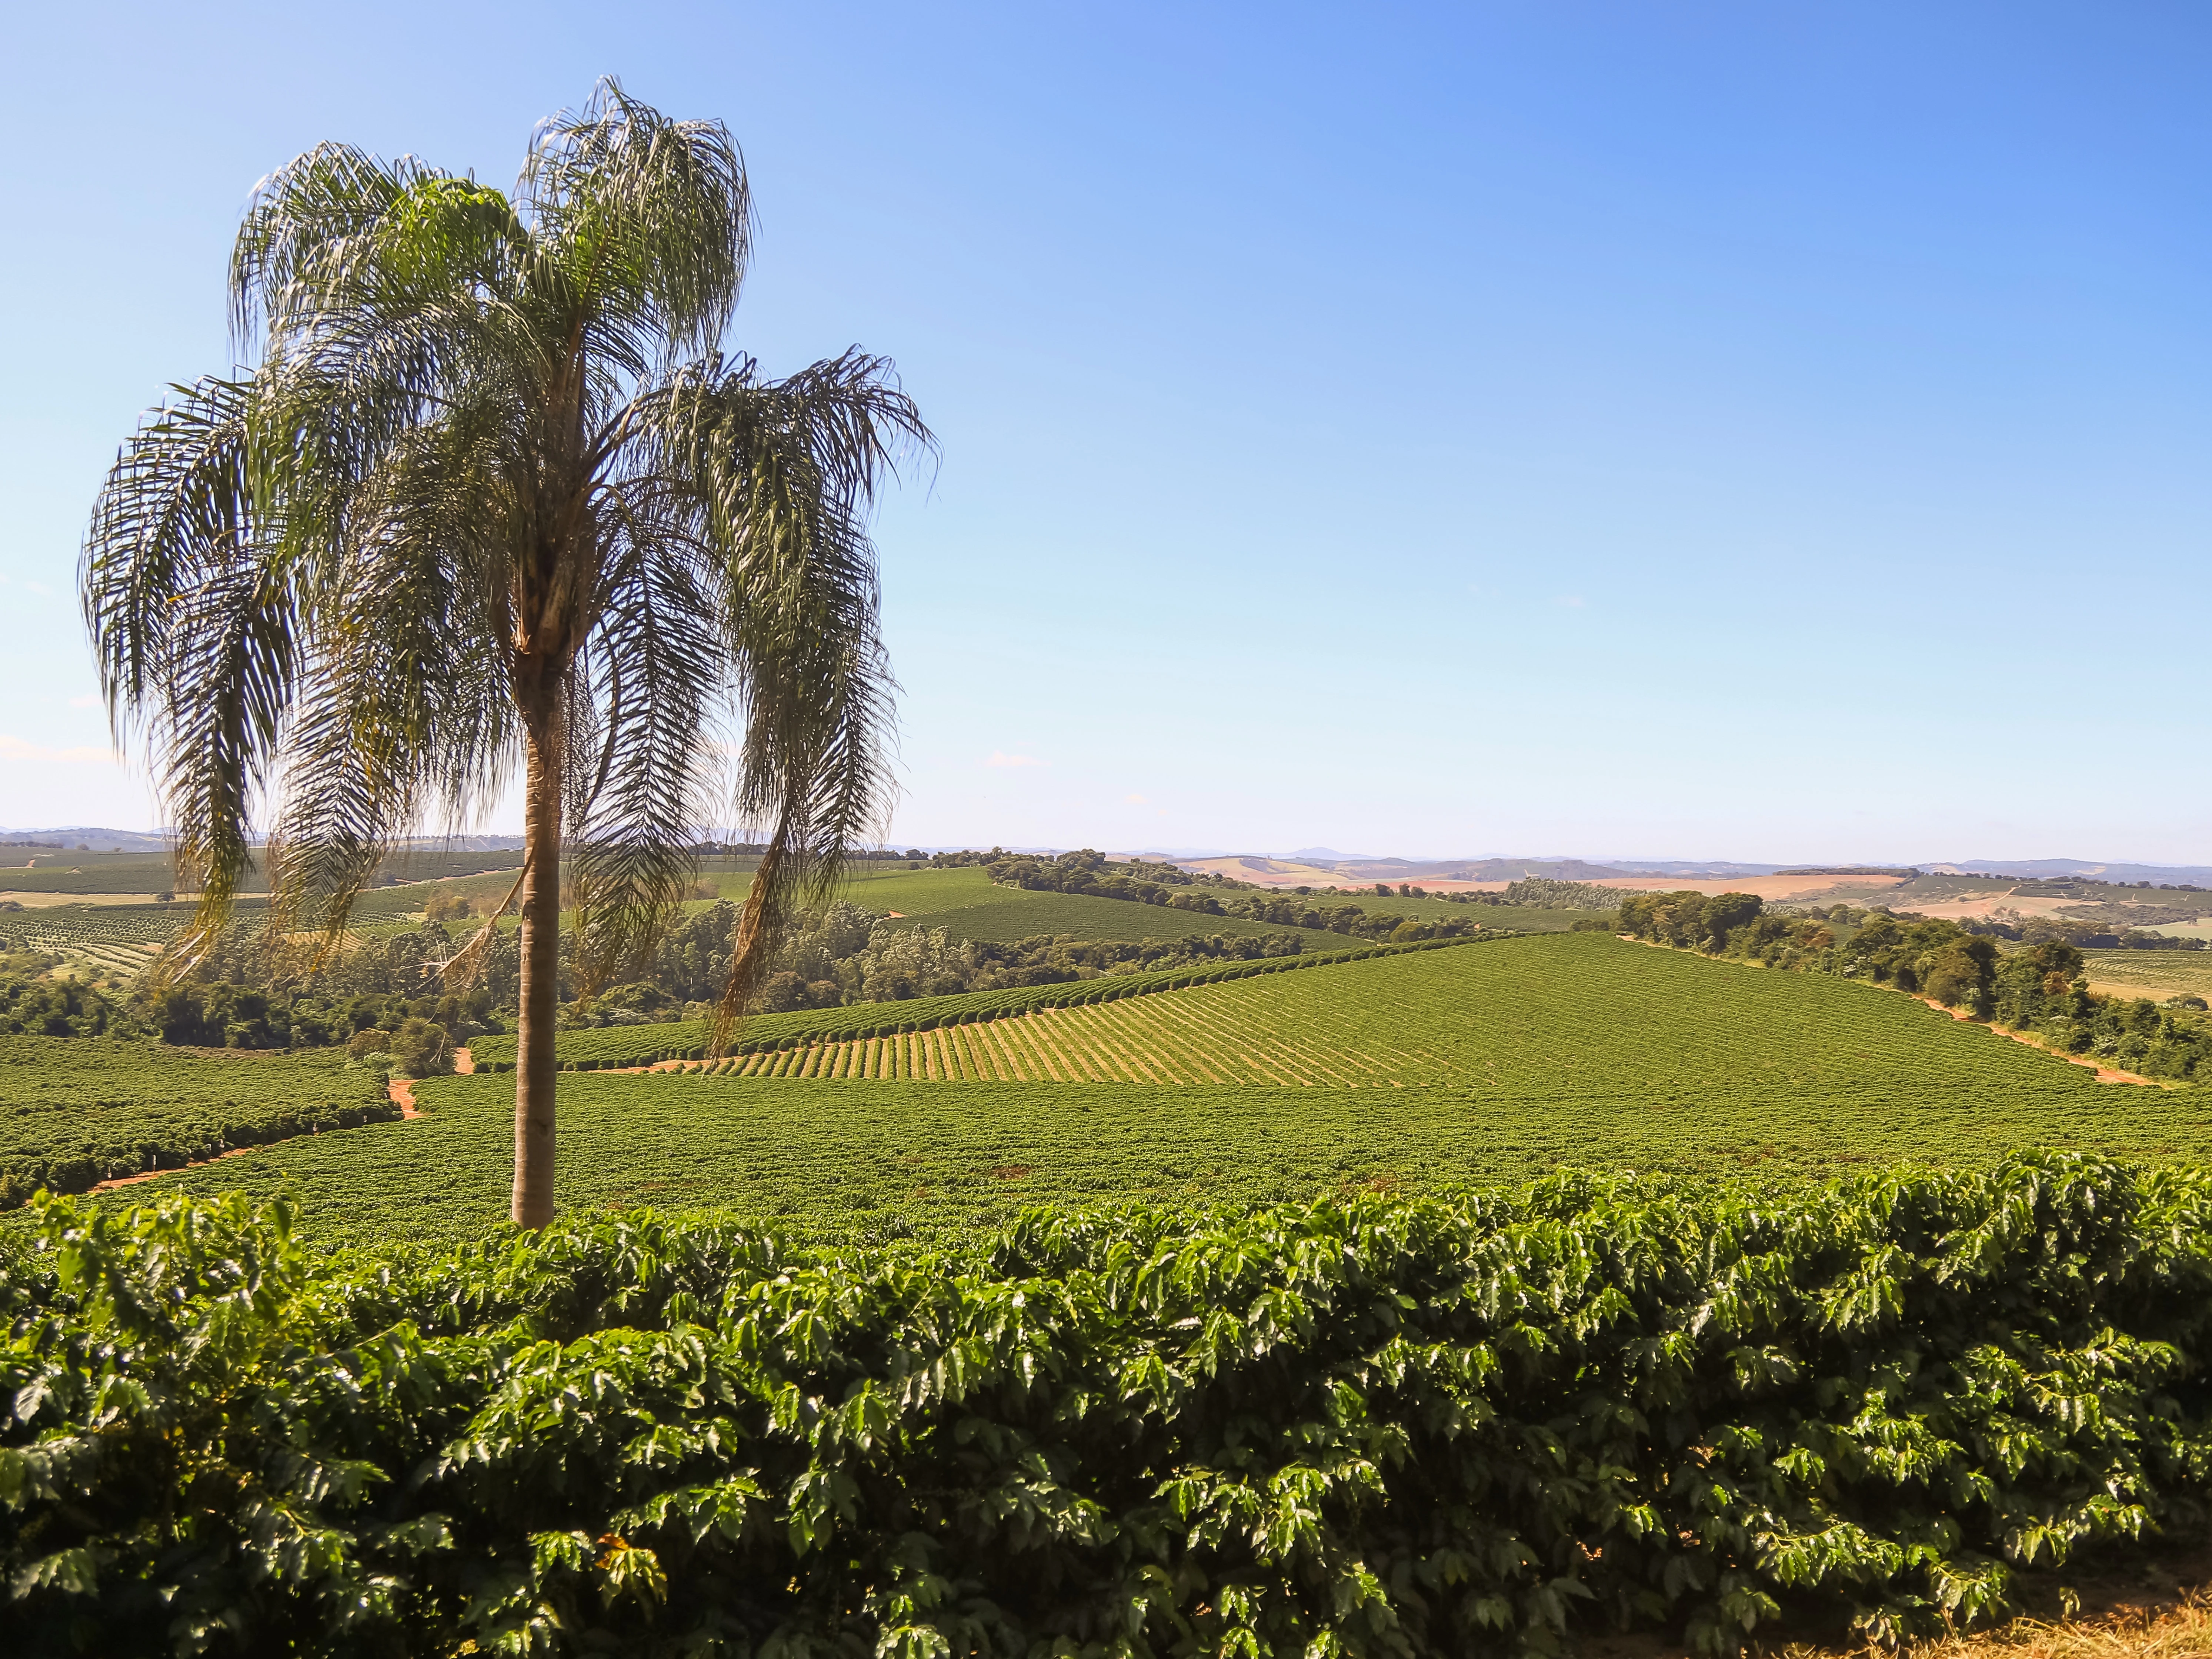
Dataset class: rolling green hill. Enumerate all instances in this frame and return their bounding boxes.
[468,937,1487,1068]
[705,930,2115,1095]
[801,864,1356,945]
[99,932,2185,1246]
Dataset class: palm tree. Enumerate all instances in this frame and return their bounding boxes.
[81,82,929,1227]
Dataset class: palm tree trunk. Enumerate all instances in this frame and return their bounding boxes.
[513,715,563,1228]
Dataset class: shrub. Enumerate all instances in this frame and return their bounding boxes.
[387,1018,451,1077]
[345,1027,394,1060]
[4,1153,2212,1656]
[422,889,473,922]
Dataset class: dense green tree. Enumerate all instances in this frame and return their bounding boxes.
[389,1017,455,1077]
[81,83,928,1226]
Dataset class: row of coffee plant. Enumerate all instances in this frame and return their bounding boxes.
[4,1152,2206,1655]
[1618,891,2212,1081]
[467,933,1507,1070]
[0,1038,397,1206]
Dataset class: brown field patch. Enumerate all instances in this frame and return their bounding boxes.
[1583,874,1911,903]
[1901,894,2086,922]
[1167,857,1506,892]
[1165,862,1917,902]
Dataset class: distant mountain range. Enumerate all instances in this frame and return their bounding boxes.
[1270,854,1791,882]
[1261,852,2212,886]
[6,830,2207,887]
[0,827,173,852]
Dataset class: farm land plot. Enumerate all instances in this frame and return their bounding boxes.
[109,1069,2211,1250]
[0,856,538,954]
[8,861,1491,963]
[0,1037,396,1198]
[823,865,1357,946]
[0,851,201,896]
[622,864,1364,944]
[721,932,2132,1095]
[470,939,1485,1069]
[0,902,211,974]
[0,886,490,957]
[1311,898,1603,934]
[112,933,2192,1248]
[2082,950,2212,1004]
[0,847,527,897]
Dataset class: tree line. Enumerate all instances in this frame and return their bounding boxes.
[985,851,1491,942]
[0,894,1343,1053]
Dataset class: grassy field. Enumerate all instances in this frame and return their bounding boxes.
[98,932,2185,1247]
[2082,949,2212,1002]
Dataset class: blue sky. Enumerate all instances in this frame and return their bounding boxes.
[3,2,2206,863]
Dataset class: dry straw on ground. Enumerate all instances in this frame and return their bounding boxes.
[1577,1554,2212,1659]
[1847,1591,2212,1658]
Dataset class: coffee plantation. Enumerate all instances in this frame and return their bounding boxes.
[6,1153,2210,1656]
[0,1038,395,1207]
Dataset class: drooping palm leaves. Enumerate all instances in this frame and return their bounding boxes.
[83,81,928,1225]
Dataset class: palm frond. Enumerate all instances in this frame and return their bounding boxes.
[565,512,722,993]
[262,387,520,947]
[625,350,928,1025]
[82,377,257,714]
[521,77,753,372]
[83,376,300,973]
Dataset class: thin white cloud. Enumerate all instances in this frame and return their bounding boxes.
[68,694,101,710]
[0,734,123,765]
[984,750,1043,768]
[1125,793,1147,804]
[23,581,51,596]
